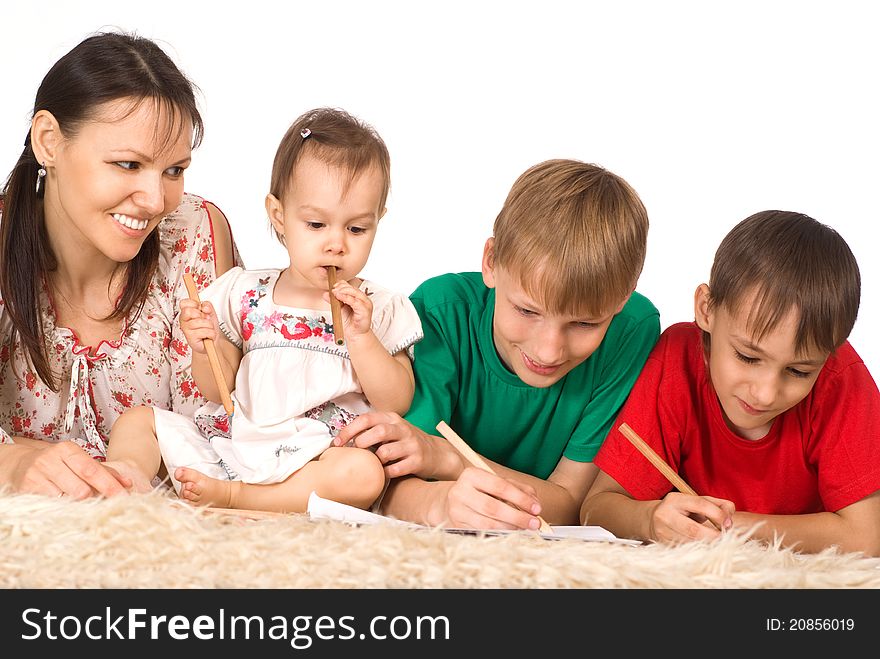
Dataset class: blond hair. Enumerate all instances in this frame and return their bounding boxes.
[491,159,648,317]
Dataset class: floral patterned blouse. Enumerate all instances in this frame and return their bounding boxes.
[0,193,242,457]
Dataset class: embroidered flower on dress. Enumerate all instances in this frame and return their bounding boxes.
[304,402,358,437]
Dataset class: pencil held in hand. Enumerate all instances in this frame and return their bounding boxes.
[327,266,345,346]
[182,273,235,419]
[618,423,729,533]
[435,421,554,535]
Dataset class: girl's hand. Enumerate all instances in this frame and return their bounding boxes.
[334,411,467,480]
[649,492,735,543]
[328,281,373,339]
[179,298,220,355]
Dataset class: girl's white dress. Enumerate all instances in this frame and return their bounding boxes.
[153,267,423,490]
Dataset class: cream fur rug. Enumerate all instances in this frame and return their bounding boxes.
[3,490,879,588]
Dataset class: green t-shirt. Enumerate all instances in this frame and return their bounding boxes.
[405,272,660,479]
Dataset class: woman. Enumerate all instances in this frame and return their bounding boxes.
[0,31,240,498]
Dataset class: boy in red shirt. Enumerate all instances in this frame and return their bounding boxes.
[581,210,880,555]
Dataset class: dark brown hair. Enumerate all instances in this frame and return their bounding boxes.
[0,31,203,390]
[706,210,860,355]
[268,107,390,245]
[491,159,648,317]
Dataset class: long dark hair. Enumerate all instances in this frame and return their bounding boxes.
[0,31,203,390]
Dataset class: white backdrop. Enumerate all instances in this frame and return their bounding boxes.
[3,1,878,377]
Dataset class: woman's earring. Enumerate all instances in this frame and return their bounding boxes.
[35,163,47,197]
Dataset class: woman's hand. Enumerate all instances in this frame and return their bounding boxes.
[9,441,131,498]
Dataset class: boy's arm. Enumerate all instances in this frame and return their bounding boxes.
[581,470,734,542]
[581,470,662,539]
[380,472,543,529]
[379,476,455,526]
[732,493,880,557]
[380,456,595,527]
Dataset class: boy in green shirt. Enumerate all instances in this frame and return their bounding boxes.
[336,159,659,529]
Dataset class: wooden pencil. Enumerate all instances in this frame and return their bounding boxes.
[182,273,235,419]
[436,421,555,535]
[327,266,345,346]
[618,423,696,495]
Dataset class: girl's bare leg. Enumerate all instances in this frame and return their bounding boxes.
[104,406,163,493]
[176,446,386,513]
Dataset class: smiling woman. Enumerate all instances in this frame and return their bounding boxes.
[0,31,242,498]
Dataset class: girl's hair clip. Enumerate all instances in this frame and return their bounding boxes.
[300,128,312,139]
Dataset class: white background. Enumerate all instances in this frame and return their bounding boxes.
[3,1,878,377]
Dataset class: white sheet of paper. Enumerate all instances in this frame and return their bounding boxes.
[307,491,418,528]
[307,492,642,546]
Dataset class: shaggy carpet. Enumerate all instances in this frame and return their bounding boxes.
[2,490,879,589]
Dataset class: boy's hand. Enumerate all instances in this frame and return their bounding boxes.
[179,298,220,355]
[441,468,544,531]
[650,492,735,542]
[328,281,373,339]
[334,411,466,480]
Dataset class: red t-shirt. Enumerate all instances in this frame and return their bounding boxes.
[595,322,880,514]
